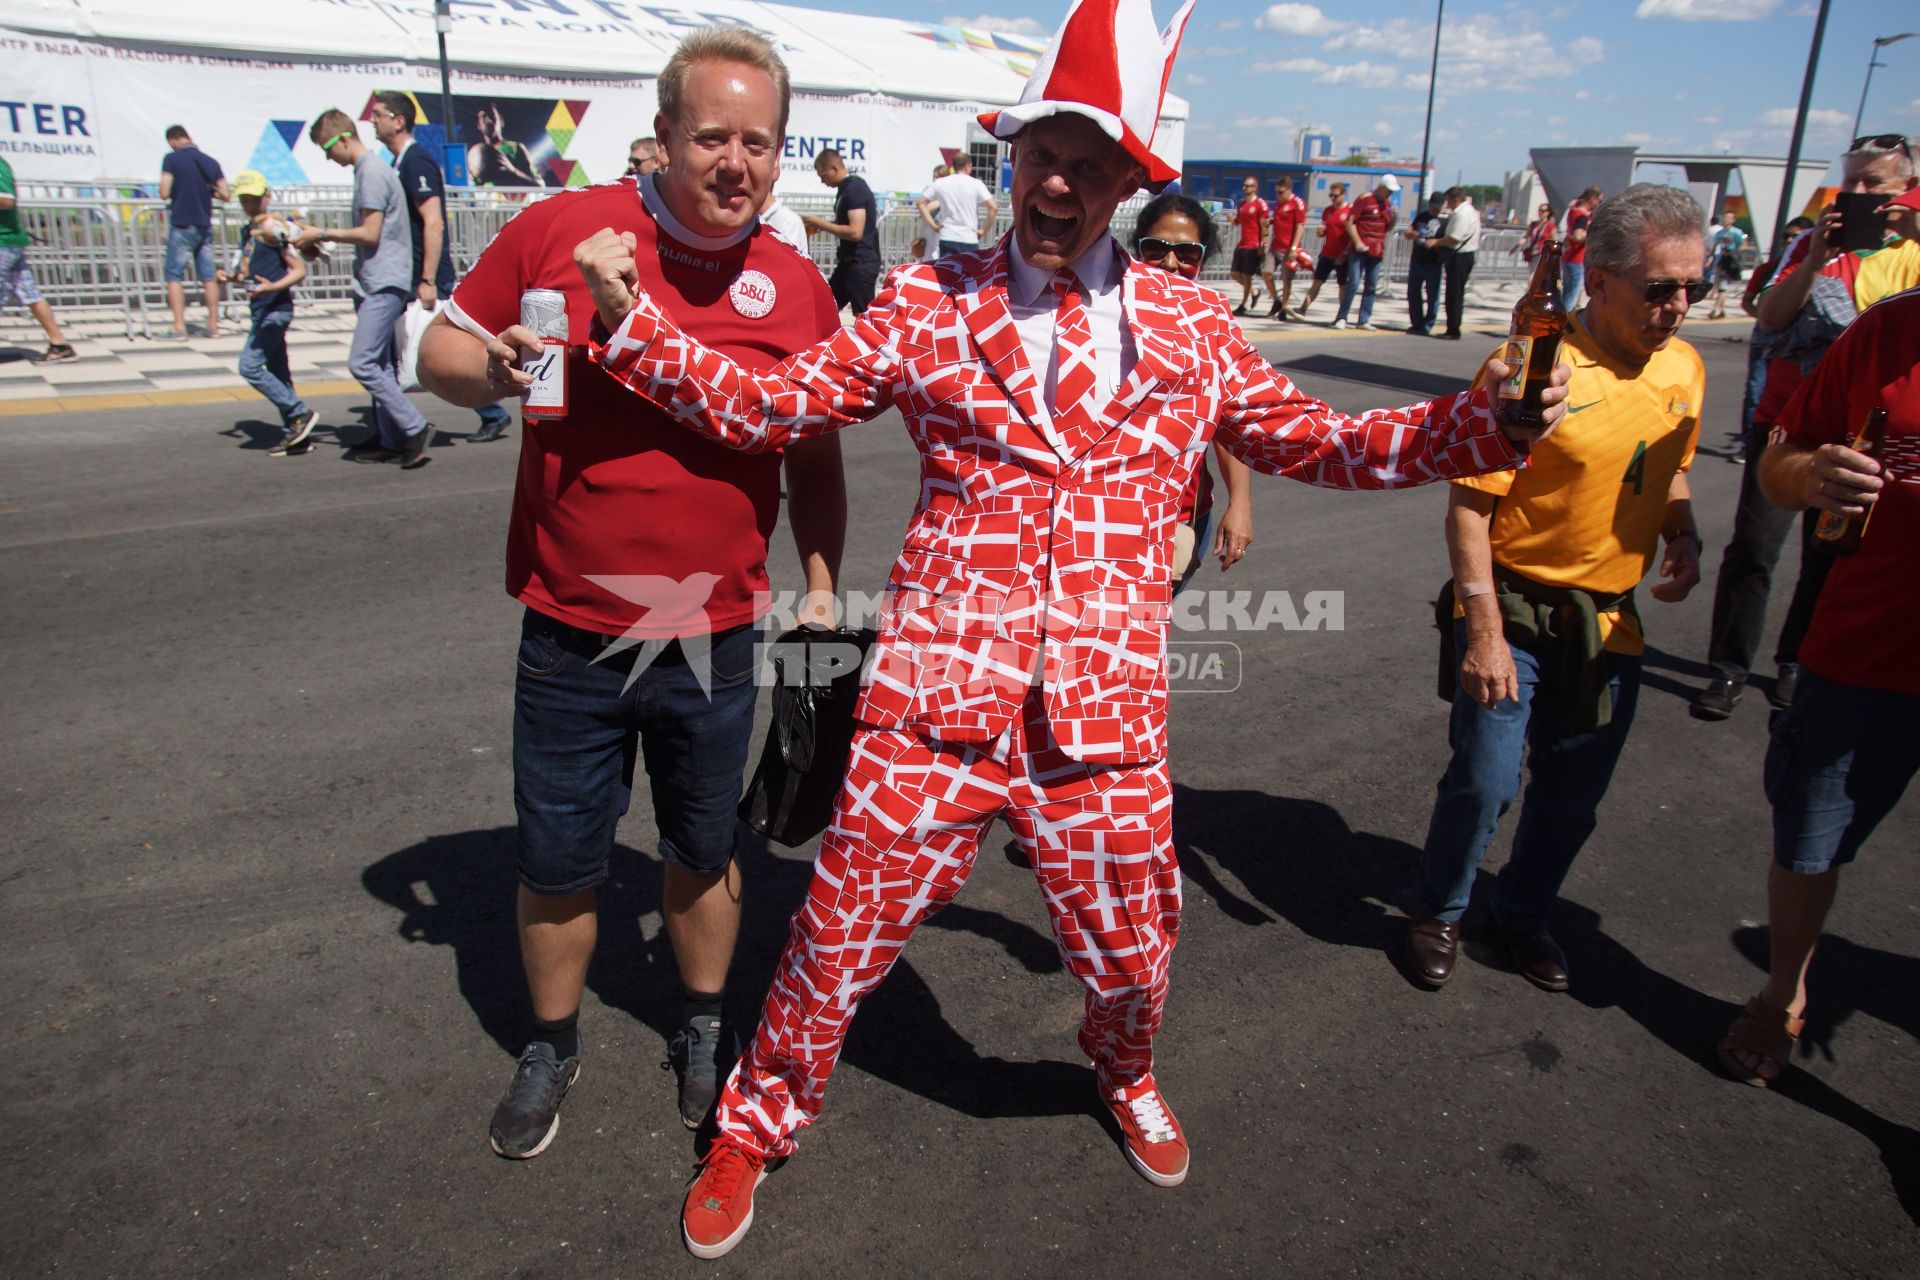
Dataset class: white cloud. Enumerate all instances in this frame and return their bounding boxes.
[1313,60,1400,85]
[1634,0,1778,19]
[1216,19,1243,31]
[1251,57,1330,74]
[942,14,1044,36]
[1328,13,1607,92]
[1758,107,1850,130]
[1255,3,1344,36]
[1233,115,1297,131]
[1374,120,1392,135]
[1621,132,1657,145]
[1574,89,1593,101]
[1546,115,1568,126]
[1184,73,1209,85]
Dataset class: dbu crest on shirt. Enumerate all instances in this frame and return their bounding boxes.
[730,270,776,318]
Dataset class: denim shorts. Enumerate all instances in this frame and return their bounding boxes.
[1764,670,1920,875]
[164,225,215,283]
[0,246,43,307]
[512,607,761,894]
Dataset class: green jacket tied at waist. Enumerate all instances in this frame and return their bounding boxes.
[1435,565,1639,732]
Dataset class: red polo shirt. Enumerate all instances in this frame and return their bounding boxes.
[1320,203,1353,262]
[1348,193,1396,257]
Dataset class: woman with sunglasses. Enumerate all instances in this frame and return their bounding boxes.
[1521,203,1556,266]
[1130,192,1255,588]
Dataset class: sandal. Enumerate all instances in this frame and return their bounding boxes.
[1716,995,1804,1088]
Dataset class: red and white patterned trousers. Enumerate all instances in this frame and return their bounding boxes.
[715,694,1180,1158]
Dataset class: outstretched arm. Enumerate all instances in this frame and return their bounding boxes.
[577,228,897,452]
[1212,330,1565,487]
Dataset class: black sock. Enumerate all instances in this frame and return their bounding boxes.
[681,987,724,1025]
[531,1012,580,1061]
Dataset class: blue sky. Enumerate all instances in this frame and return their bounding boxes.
[809,0,1920,184]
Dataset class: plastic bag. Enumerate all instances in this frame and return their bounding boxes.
[739,625,877,847]
[398,300,441,393]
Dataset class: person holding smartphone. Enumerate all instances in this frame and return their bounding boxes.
[1691,134,1919,723]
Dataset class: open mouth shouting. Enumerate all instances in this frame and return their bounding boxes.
[1025,201,1081,254]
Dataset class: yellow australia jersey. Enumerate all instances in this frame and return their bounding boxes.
[1454,311,1703,654]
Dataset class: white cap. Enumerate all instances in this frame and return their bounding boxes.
[1378,173,1401,193]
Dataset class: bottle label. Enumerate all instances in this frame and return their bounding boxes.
[1497,335,1532,400]
[1813,509,1848,543]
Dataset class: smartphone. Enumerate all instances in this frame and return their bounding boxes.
[1835,191,1891,253]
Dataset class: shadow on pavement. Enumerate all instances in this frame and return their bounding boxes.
[362,823,1093,1125]
[1170,783,1413,952]
[1271,353,1471,399]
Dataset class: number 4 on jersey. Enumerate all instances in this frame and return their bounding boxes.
[1621,440,1648,496]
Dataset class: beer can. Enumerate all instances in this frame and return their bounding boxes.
[519,289,569,419]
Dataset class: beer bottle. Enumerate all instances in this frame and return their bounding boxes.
[1812,407,1889,556]
[1495,234,1566,429]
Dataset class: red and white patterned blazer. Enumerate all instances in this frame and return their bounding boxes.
[595,237,1521,765]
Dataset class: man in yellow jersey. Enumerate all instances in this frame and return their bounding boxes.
[1406,185,1708,992]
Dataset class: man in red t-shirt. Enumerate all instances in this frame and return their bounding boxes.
[1229,175,1270,316]
[1297,181,1352,316]
[1561,185,1601,304]
[1717,276,1920,1088]
[417,27,845,1157]
[1259,174,1308,319]
[1333,174,1399,329]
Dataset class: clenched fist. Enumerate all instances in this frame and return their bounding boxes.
[1479,354,1572,448]
[573,228,642,334]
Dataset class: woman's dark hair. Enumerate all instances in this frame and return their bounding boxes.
[1131,192,1219,262]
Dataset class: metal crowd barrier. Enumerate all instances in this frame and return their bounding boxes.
[9,181,1527,335]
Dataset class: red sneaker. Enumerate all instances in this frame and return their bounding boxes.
[1103,1077,1189,1187]
[682,1139,768,1259]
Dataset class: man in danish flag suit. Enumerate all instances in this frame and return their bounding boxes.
[520,0,1569,1257]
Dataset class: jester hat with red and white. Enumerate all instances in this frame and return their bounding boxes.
[977,0,1195,187]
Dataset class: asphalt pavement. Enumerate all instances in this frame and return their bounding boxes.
[2,325,1915,1278]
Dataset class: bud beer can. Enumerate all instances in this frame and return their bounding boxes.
[520,289,568,419]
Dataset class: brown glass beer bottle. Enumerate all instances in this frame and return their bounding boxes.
[1495,235,1566,429]
[1812,407,1889,556]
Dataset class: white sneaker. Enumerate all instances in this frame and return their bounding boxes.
[1331,320,1349,330]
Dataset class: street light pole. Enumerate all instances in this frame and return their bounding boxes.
[1774,0,1832,251]
[435,0,457,170]
[1852,32,1918,140]
[1415,0,1444,207]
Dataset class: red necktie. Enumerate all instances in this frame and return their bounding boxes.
[1051,271,1098,439]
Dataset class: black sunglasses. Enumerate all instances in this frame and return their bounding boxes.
[1636,277,1712,305]
[1850,133,1911,158]
[1138,237,1206,267]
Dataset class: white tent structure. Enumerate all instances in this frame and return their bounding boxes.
[2,0,1188,195]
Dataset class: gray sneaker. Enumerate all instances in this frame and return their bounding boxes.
[489,1041,581,1159]
[666,1014,729,1130]
[282,409,317,451]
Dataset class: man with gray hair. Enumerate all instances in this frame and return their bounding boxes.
[1407,183,1708,994]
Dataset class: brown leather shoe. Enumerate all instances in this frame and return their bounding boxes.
[1406,916,1461,988]
[1492,925,1570,992]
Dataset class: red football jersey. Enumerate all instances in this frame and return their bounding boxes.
[447,176,840,638]
[1235,196,1270,250]
[1320,203,1354,261]
[1775,288,1920,696]
[1268,194,1307,251]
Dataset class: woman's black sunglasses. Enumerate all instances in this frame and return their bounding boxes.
[1138,237,1206,266]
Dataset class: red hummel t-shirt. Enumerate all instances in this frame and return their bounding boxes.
[447,175,840,638]
[1348,193,1396,257]
[1269,194,1307,252]
[1565,207,1590,265]
[1320,203,1353,262]
[1235,196,1270,250]
[1774,287,1920,695]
